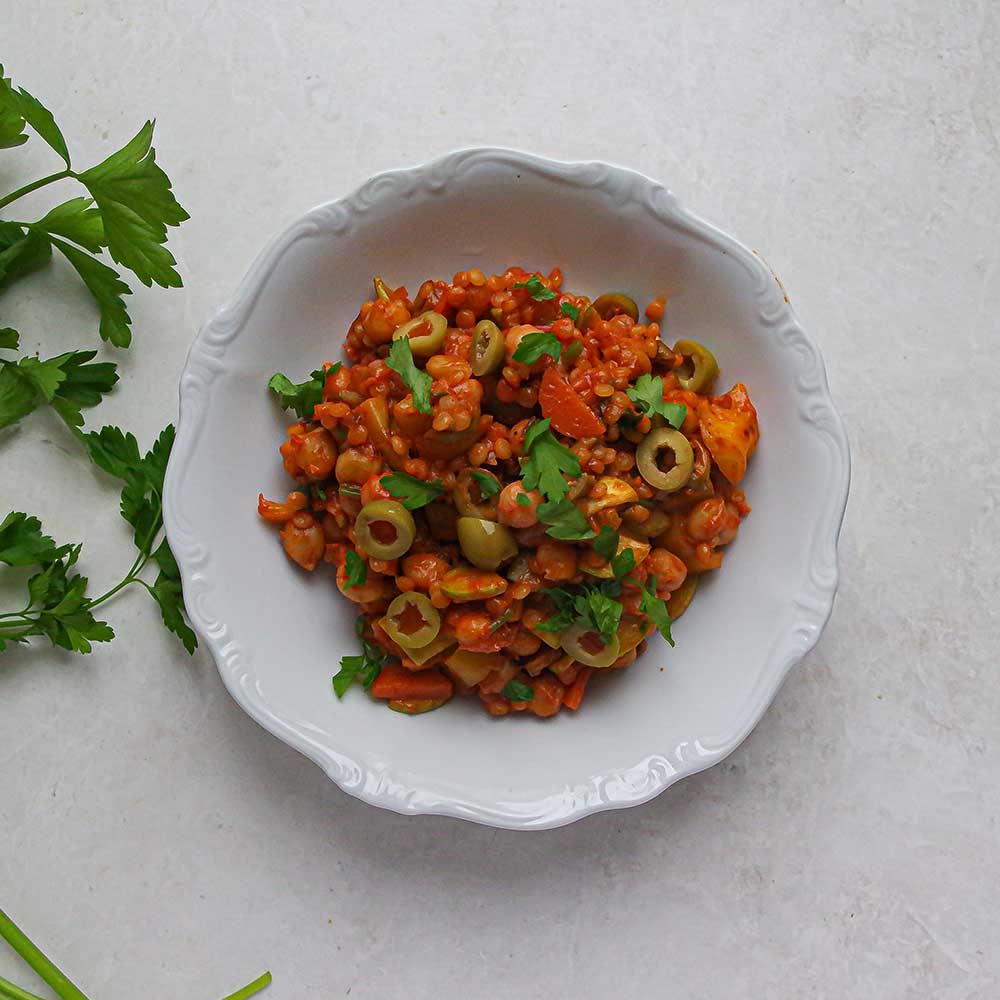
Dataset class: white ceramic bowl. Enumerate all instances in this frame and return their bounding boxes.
[164,149,850,830]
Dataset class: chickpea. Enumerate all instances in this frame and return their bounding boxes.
[362,298,411,344]
[687,497,741,546]
[335,447,382,485]
[279,512,325,571]
[360,472,394,506]
[506,628,542,657]
[646,548,688,595]
[335,560,393,603]
[402,553,450,592]
[445,608,493,646]
[530,541,578,582]
[497,481,542,527]
[288,427,337,482]
[426,355,472,385]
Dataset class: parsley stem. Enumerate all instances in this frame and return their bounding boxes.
[0,974,45,1000]
[84,551,148,610]
[0,908,90,1000]
[0,170,73,212]
[220,971,272,1000]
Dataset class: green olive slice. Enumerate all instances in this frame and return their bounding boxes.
[392,311,447,358]
[440,566,508,601]
[672,339,719,393]
[454,468,501,520]
[456,517,518,570]
[629,507,671,537]
[561,622,621,668]
[388,697,448,714]
[636,428,694,493]
[383,592,441,649]
[592,293,639,321]
[355,499,416,559]
[470,320,504,375]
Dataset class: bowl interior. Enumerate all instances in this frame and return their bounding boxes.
[172,155,841,824]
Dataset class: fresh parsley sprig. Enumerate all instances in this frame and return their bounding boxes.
[537,580,623,641]
[386,336,433,414]
[0,67,197,661]
[0,424,197,655]
[626,373,687,428]
[0,343,118,430]
[512,331,562,365]
[267,365,338,420]
[520,418,580,504]
[501,678,534,702]
[343,549,367,589]
[536,498,594,541]
[514,275,556,301]
[470,471,501,498]
[0,66,188,349]
[560,301,580,324]
[333,616,390,697]
[384,471,444,509]
[639,578,675,646]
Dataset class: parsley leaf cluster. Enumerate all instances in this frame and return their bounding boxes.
[626,373,687,428]
[386,336,433,414]
[384,471,444,509]
[0,65,196,660]
[333,616,390,697]
[514,275,556,301]
[267,365,338,419]
[512,331,562,365]
[520,418,581,504]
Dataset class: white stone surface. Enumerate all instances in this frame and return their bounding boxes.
[1,1,997,997]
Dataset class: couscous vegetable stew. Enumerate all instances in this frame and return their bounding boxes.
[258,267,759,718]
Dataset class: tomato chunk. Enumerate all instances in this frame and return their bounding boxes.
[538,367,605,439]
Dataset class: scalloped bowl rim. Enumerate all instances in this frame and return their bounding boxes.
[163,147,850,830]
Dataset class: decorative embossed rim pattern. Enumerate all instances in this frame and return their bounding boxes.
[164,149,850,830]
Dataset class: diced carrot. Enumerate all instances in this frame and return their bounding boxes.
[529,674,565,718]
[538,367,606,439]
[370,663,453,701]
[562,667,593,710]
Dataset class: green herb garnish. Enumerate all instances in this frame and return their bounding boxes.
[0,425,196,656]
[536,498,594,541]
[386,336,432,414]
[626,373,686,428]
[267,365,337,420]
[521,418,580,503]
[560,301,580,324]
[343,550,367,589]
[639,578,675,646]
[489,610,512,633]
[611,547,636,579]
[333,617,390,697]
[384,471,444,509]
[514,275,556,301]
[470,471,501,498]
[512,331,562,365]
[593,526,619,561]
[538,579,624,642]
[501,679,534,701]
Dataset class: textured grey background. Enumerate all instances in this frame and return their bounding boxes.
[2,1,998,998]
